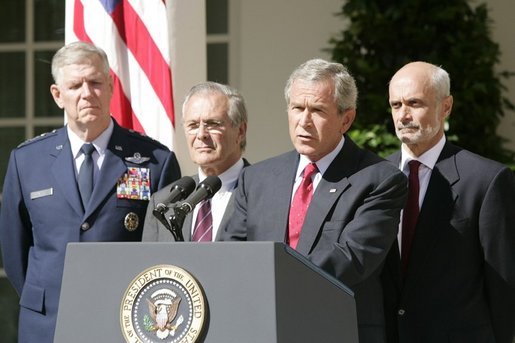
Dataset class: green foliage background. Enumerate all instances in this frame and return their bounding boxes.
[329,0,515,163]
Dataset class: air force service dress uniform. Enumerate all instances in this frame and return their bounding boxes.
[0,119,181,343]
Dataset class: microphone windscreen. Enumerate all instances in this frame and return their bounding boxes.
[173,176,196,196]
[200,175,222,196]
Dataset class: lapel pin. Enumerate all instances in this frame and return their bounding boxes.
[329,189,337,193]
[55,145,63,150]
[115,145,123,151]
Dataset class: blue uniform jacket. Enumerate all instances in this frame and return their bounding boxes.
[0,119,180,342]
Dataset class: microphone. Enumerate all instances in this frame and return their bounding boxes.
[152,176,196,241]
[167,176,221,242]
[175,175,222,214]
[153,176,196,214]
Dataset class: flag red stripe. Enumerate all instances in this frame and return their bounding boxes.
[111,74,144,132]
[72,0,143,133]
[112,1,175,127]
[69,0,174,146]
[73,0,89,42]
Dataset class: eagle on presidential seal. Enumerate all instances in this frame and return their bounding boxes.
[145,289,183,339]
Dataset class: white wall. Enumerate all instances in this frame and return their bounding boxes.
[169,1,206,175]
[235,0,344,165]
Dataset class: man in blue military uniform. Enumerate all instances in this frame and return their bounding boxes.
[0,41,181,343]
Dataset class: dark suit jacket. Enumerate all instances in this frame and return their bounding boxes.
[221,137,408,343]
[0,120,180,343]
[382,142,515,343]
[142,159,249,242]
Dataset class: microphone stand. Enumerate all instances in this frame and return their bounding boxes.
[152,206,184,242]
[168,204,190,242]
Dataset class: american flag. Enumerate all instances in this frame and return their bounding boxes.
[65,0,175,149]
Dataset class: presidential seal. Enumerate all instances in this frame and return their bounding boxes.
[120,265,206,343]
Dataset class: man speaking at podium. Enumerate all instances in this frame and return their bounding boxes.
[143,82,249,242]
[221,59,407,342]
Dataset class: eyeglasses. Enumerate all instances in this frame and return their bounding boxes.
[184,119,225,135]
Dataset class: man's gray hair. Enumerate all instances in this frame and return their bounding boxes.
[51,41,110,84]
[284,58,358,113]
[182,81,248,150]
[429,64,451,101]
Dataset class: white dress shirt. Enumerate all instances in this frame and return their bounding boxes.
[68,119,114,183]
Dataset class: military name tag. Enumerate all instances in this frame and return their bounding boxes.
[30,188,53,200]
[117,167,151,200]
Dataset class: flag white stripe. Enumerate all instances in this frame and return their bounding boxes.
[128,0,171,64]
[78,0,174,148]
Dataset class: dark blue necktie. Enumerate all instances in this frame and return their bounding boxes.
[78,144,95,208]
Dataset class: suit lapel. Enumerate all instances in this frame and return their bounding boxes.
[383,152,403,290]
[216,192,235,240]
[216,159,250,240]
[296,138,357,255]
[182,213,193,241]
[264,152,299,242]
[50,128,84,217]
[402,143,460,288]
[387,151,401,166]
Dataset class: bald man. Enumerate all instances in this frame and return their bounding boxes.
[381,61,515,343]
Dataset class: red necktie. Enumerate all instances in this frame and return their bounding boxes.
[401,160,422,275]
[288,162,318,249]
[192,200,213,242]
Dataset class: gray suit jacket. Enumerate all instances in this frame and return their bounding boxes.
[142,159,249,241]
[382,142,515,343]
[221,137,408,343]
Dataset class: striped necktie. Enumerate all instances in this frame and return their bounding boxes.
[192,200,213,242]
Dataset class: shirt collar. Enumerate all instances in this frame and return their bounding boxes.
[198,158,244,192]
[297,136,345,178]
[400,135,446,172]
[68,119,114,158]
